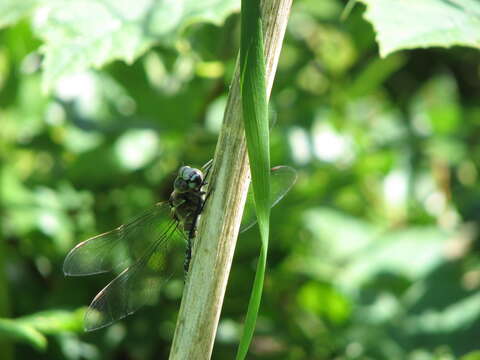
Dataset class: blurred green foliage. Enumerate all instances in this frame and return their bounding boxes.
[1,0,480,359]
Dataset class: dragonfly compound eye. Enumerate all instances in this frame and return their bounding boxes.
[178,166,191,179]
[188,172,203,189]
[176,167,204,192]
[174,177,188,192]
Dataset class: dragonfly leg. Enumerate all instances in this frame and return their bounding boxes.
[200,186,214,213]
[201,159,213,173]
[201,159,213,184]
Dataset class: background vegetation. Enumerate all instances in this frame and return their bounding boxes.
[2,0,480,359]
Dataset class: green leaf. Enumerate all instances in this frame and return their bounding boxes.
[236,0,270,358]
[297,282,351,324]
[347,54,406,98]
[0,309,85,351]
[17,309,86,334]
[236,0,270,360]
[405,291,480,334]
[0,319,47,351]
[358,0,480,57]
[462,351,480,360]
[0,0,38,28]
[300,209,450,289]
[31,0,240,91]
[240,0,270,252]
[339,226,449,287]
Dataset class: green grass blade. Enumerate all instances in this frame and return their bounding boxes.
[236,0,270,358]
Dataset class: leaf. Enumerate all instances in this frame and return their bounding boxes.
[31,0,240,91]
[338,226,449,287]
[405,291,480,334]
[347,54,406,98]
[462,351,480,360]
[0,319,47,351]
[297,282,351,324]
[0,0,38,28]
[0,309,85,351]
[300,209,450,288]
[16,309,85,333]
[236,0,270,358]
[358,0,480,57]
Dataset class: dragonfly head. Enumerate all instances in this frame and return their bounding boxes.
[174,166,204,193]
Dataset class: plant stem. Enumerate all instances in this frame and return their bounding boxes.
[168,1,292,359]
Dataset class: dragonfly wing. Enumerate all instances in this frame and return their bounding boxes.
[84,221,181,331]
[63,202,173,276]
[240,166,297,233]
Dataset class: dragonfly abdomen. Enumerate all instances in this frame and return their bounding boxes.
[169,190,205,273]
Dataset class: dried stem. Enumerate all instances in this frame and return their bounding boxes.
[168,1,293,358]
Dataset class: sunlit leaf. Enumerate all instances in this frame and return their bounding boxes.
[0,0,38,28]
[405,292,480,334]
[300,209,450,288]
[31,0,240,91]
[358,0,480,57]
[114,129,160,170]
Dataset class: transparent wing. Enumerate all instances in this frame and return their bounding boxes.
[240,166,297,233]
[63,202,174,276]
[84,221,182,331]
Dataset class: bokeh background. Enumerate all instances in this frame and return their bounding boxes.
[2,0,480,359]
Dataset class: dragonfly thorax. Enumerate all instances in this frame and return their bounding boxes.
[170,166,206,239]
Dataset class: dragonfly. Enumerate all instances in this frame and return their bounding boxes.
[63,160,297,331]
